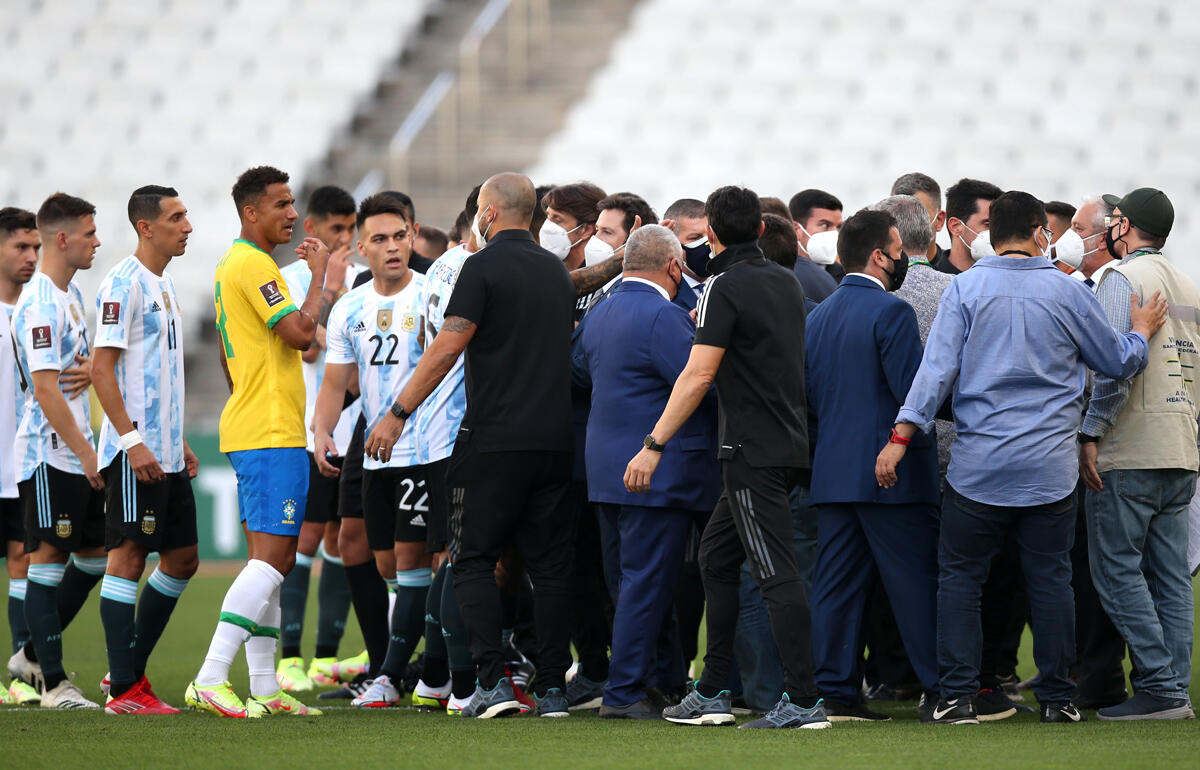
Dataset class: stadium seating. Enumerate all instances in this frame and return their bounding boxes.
[0,0,433,336]
[527,0,1200,281]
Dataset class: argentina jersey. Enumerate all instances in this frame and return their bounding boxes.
[0,302,19,498]
[325,272,426,470]
[414,245,471,464]
[281,258,364,454]
[12,272,92,480]
[94,255,186,473]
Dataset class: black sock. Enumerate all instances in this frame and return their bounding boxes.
[379,578,428,680]
[344,560,389,678]
[696,682,724,699]
[133,570,187,680]
[315,557,351,659]
[56,562,102,629]
[279,555,312,660]
[99,576,137,697]
[23,578,64,685]
[788,692,819,709]
[451,668,476,699]
[421,563,449,683]
[8,593,29,654]
[439,563,473,676]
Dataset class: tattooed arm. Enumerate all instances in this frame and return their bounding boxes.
[570,253,623,297]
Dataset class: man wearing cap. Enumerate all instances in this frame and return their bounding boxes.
[1079,187,1200,721]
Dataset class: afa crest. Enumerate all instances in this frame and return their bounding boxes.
[401,313,416,333]
[142,513,157,535]
[377,308,393,331]
[282,499,297,521]
[55,518,71,538]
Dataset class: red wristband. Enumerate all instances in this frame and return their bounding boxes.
[889,428,911,446]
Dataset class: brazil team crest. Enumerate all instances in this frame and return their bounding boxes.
[401,313,416,333]
[282,499,297,523]
[55,518,71,538]
[377,308,393,331]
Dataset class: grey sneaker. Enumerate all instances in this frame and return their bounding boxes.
[564,674,606,711]
[535,687,569,718]
[1097,691,1195,721]
[739,694,831,729]
[460,677,522,719]
[662,684,734,726]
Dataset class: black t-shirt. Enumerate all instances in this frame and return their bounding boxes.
[443,229,575,453]
[694,241,809,468]
[409,252,434,274]
[932,247,961,275]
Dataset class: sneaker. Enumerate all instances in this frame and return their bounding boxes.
[330,650,370,683]
[7,648,42,692]
[997,673,1024,702]
[351,675,400,708]
[0,684,10,704]
[446,692,472,716]
[504,642,535,690]
[317,673,372,700]
[1041,701,1086,723]
[307,656,339,687]
[564,674,606,711]
[662,684,735,726]
[41,678,100,710]
[1097,691,1195,721]
[412,678,452,709]
[184,680,247,718]
[460,677,522,719]
[100,672,111,697]
[246,689,323,717]
[104,676,180,715]
[535,687,569,718]
[864,683,897,702]
[824,698,891,722]
[276,657,313,692]
[974,688,1018,721]
[739,694,831,729]
[9,680,40,705]
[921,696,978,725]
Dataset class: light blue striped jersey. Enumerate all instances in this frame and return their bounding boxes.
[325,273,425,470]
[0,301,19,497]
[414,245,471,463]
[12,272,92,480]
[93,255,186,473]
[280,258,365,454]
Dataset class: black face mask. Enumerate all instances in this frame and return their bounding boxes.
[884,250,909,291]
[1105,221,1125,259]
[683,240,712,277]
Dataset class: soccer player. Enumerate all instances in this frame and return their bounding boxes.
[8,193,106,709]
[0,207,42,705]
[277,185,360,691]
[185,166,332,718]
[312,193,430,708]
[91,186,199,714]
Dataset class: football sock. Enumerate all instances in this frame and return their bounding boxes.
[246,584,282,698]
[421,563,449,683]
[56,557,105,629]
[379,569,430,680]
[99,574,139,697]
[8,579,29,654]
[344,560,389,678]
[385,575,397,632]
[314,550,351,659]
[134,567,188,679]
[24,562,66,690]
[440,563,474,698]
[279,551,313,659]
[196,559,283,686]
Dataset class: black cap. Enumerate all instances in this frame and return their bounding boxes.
[1101,187,1174,238]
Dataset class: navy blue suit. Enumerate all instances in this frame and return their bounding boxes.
[804,274,940,703]
[576,279,719,707]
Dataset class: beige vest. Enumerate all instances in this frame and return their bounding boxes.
[1096,252,1200,472]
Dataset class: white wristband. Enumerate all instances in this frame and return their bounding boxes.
[119,430,144,451]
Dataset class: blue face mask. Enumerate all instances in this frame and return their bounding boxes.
[682,237,711,277]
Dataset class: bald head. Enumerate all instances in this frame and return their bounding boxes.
[479,172,536,227]
[623,225,682,272]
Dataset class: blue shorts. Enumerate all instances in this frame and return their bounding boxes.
[227,447,309,536]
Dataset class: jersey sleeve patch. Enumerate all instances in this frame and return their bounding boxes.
[31,325,52,349]
[101,302,121,324]
[259,280,285,307]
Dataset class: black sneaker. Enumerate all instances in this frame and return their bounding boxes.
[318,673,372,700]
[921,696,978,725]
[997,673,1024,702]
[1041,701,1086,723]
[864,683,897,702]
[974,688,1018,721]
[824,699,891,722]
[1097,691,1195,721]
[535,687,569,718]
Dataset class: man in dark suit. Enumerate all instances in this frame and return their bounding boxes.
[576,225,721,718]
[804,208,941,721]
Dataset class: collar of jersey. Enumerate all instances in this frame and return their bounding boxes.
[234,238,270,255]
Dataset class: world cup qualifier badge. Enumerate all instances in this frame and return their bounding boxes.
[259,280,285,307]
[55,518,71,538]
[282,498,297,525]
[101,302,120,325]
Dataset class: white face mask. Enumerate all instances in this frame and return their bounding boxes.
[584,236,620,267]
[1050,229,1084,268]
[472,207,494,248]
[805,230,839,266]
[960,224,994,260]
[539,220,585,260]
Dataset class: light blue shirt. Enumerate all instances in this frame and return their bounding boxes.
[897,254,1150,506]
[414,245,471,464]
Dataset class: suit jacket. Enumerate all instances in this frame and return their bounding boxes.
[575,281,720,511]
[805,274,939,505]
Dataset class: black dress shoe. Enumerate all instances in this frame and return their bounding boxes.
[824,698,891,721]
[599,698,662,719]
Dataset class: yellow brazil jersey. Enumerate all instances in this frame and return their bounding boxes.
[213,239,306,452]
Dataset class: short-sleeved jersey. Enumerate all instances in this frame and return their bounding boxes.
[280,258,364,455]
[0,301,19,498]
[325,274,425,470]
[12,272,93,479]
[213,239,305,453]
[93,255,186,473]
[415,245,471,463]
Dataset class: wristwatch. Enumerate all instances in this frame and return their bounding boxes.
[1077,433,1099,444]
[643,434,666,452]
[390,402,412,421]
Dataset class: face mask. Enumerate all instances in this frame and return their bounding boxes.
[584,236,619,267]
[1105,219,1127,259]
[539,220,585,260]
[884,249,909,291]
[1050,229,1085,269]
[806,230,839,266]
[682,237,711,277]
[961,225,994,260]
[472,207,494,248]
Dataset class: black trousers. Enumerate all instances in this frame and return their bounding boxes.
[697,457,819,701]
[448,434,573,694]
[566,481,613,681]
[1070,481,1128,703]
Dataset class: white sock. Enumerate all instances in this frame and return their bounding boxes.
[246,583,282,697]
[196,559,284,686]
[386,577,398,632]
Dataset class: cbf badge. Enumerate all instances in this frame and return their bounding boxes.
[377,308,393,331]
[401,313,417,333]
[55,518,71,538]
[282,498,297,524]
[142,512,157,535]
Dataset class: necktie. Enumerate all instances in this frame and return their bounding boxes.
[1084,277,1095,288]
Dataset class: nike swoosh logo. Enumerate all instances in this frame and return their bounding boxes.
[932,705,957,719]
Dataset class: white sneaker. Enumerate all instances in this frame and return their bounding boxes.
[7,649,43,692]
[412,678,452,708]
[41,679,100,709]
[446,692,473,716]
[351,675,399,708]
[100,672,111,698]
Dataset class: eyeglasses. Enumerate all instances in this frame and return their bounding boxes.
[1040,227,1054,242]
[1104,214,1125,228]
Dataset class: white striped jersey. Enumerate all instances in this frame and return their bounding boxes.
[280,258,364,455]
[12,272,92,480]
[414,245,471,463]
[0,302,19,498]
[93,255,186,473]
[325,273,425,470]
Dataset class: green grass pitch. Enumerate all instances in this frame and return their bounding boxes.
[1,567,1197,769]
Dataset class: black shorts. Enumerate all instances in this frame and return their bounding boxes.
[362,466,432,551]
[422,458,449,554]
[20,464,106,554]
[104,454,198,552]
[0,497,24,546]
[305,452,343,525]
[338,416,366,520]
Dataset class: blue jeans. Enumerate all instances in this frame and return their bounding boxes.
[937,486,1077,703]
[1086,468,1195,699]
